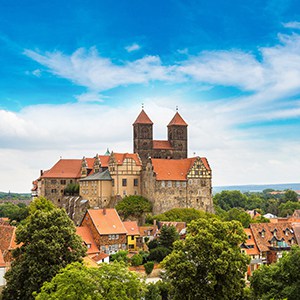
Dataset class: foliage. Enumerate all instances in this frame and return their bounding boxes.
[116,195,152,219]
[283,190,299,203]
[224,207,252,228]
[0,202,29,223]
[214,190,248,211]
[144,261,155,275]
[155,280,172,300]
[64,183,79,195]
[250,215,270,223]
[162,217,249,300]
[2,197,86,300]
[110,250,128,263]
[139,250,150,264]
[35,261,146,300]
[0,192,31,200]
[131,253,143,266]
[278,201,300,217]
[148,239,159,250]
[145,283,162,300]
[250,246,300,300]
[149,247,171,263]
[149,208,212,224]
[159,225,180,250]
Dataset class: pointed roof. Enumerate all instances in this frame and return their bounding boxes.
[168,112,188,127]
[133,109,153,125]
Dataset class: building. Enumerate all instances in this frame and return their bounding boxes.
[123,221,140,251]
[33,108,213,217]
[78,208,127,255]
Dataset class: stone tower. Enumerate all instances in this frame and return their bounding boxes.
[133,109,153,165]
[167,112,188,159]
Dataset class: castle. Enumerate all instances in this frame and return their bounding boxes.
[32,109,213,222]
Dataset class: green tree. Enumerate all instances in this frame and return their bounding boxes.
[162,217,249,300]
[0,202,29,223]
[131,253,143,266]
[250,246,300,300]
[35,261,146,300]
[149,247,171,263]
[2,197,86,300]
[145,283,162,300]
[110,250,128,263]
[213,190,248,211]
[159,225,179,250]
[283,190,299,203]
[278,201,300,217]
[144,261,155,275]
[225,207,252,228]
[116,195,152,219]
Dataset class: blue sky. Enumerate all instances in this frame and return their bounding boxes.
[1,0,300,192]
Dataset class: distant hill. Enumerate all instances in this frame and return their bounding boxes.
[213,183,300,194]
[0,191,31,200]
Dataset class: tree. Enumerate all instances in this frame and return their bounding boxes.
[131,253,143,266]
[145,283,162,300]
[149,247,171,262]
[159,225,179,249]
[144,261,155,275]
[35,261,146,300]
[0,202,29,223]
[250,246,300,300]
[162,217,249,300]
[2,197,86,300]
[110,250,128,263]
[278,201,300,217]
[283,190,299,203]
[116,195,152,220]
[225,207,252,228]
[213,190,248,211]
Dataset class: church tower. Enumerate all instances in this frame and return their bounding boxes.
[133,109,153,165]
[167,112,188,159]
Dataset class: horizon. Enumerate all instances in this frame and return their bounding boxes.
[1,1,300,192]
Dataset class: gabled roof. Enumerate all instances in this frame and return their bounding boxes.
[86,209,127,235]
[123,221,140,236]
[151,157,210,181]
[168,112,188,127]
[133,109,153,125]
[243,228,260,256]
[250,222,296,252]
[111,153,142,166]
[76,226,99,255]
[139,225,158,237]
[92,252,109,262]
[80,169,112,182]
[153,140,173,150]
[158,221,186,234]
[0,224,17,253]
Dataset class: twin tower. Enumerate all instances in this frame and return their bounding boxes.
[133,109,188,165]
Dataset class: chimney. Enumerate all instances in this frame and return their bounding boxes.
[40,170,43,176]
[103,207,106,215]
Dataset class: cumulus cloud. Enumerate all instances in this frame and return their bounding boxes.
[283,21,300,29]
[125,43,141,52]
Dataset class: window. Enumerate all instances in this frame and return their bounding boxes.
[123,190,127,196]
[122,179,127,186]
[161,181,165,188]
[60,180,66,185]
[182,182,187,187]
[168,181,172,187]
[115,234,119,239]
[131,236,134,240]
[176,181,180,187]
[51,189,57,193]
[51,180,57,184]
[112,179,115,187]
[201,180,206,187]
[134,179,138,186]
[70,180,73,183]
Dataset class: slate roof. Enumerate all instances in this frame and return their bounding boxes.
[86,209,127,235]
[133,109,153,125]
[168,112,188,126]
[123,221,140,236]
[80,169,112,181]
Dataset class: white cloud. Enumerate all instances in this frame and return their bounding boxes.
[75,92,105,103]
[283,21,300,29]
[125,43,141,52]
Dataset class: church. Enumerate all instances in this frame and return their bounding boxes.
[32,109,213,222]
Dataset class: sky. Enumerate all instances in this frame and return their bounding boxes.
[1,0,300,193]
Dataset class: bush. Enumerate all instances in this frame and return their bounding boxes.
[144,261,155,275]
[145,283,162,300]
[147,239,159,250]
[110,250,128,263]
[131,254,143,266]
[149,247,171,262]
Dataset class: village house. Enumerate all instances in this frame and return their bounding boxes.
[123,221,140,251]
[78,208,127,255]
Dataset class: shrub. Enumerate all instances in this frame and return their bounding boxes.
[144,261,155,275]
[131,254,143,266]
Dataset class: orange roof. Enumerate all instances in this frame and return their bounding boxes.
[243,228,260,256]
[87,209,127,235]
[123,221,140,236]
[92,252,109,262]
[153,140,173,150]
[139,225,158,237]
[168,112,188,127]
[159,221,186,234]
[133,109,153,125]
[41,159,82,178]
[0,224,17,253]
[151,157,210,181]
[250,222,296,252]
[0,250,5,267]
[112,153,142,166]
[76,226,99,255]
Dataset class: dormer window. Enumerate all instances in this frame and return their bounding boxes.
[261,229,265,238]
[273,229,277,237]
[284,228,290,236]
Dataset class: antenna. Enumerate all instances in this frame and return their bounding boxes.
[142,103,144,109]
[176,105,178,111]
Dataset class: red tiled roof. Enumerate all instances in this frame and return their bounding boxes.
[0,250,5,267]
[76,226,99,255]
[168,112,188,126]
[92,252,109,262]
[159,221,186,234]
[153,140,173,150]
[0,224,17,253]
[243,228,260,256]
[112,153,142,166]
[123,221,140,236]
[41,159,82,178]
[139,225,158,237]
[133,109,153,125]
[87,209,127,235]
[250,222,296,252]
[151,157,210,181]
